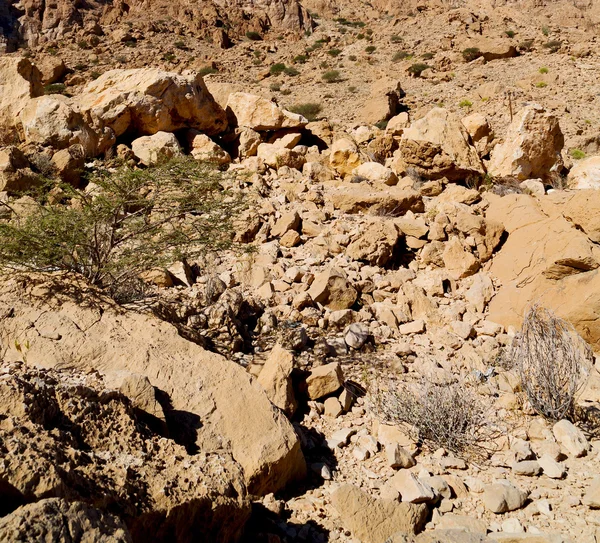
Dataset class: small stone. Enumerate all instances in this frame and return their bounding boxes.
[345,322,370,349]
[439,457,467,470]
[353,446,370,461]
[324,397,343,418]
[482,481,528,513]
[512,460,541,476]
[538,454,566,479]
[271,211,301,237]
[339,388,353,411]
[501,517,524,533]
[553,419,589,457]
[583,477,600,508]
[311,462,332,480]
[280,230,301,247]
[398,320,425,335]
[306,363,344,400]
[390,470,437,504]
[327,428,356,449]
[386,443,416,469]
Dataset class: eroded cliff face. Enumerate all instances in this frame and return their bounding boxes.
[2,0,313,49]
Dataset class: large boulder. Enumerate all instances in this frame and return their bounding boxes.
[0,274,306,496]
[0,146,40,193]
[567,156,600,190]
[0,57,43,133]
[0,365,251,542]
[131,131,183,165]
[462,37,518,62]
[486,192,600,349]
[226,92,306,131]
[328,184,424,215]
[399,108,485,182]
[331,484,427,543]
[358,78,404,126]
[488,105,564,181]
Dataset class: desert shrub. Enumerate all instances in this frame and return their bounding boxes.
[535,82,547,88]
[174,40,187,50]
[349,54,357,61]
[288,102,322,121]
[462,47,482,62]
[78,40,91,50]
[544,40,562,53]
[284,66,299,76]
[570,148,586,160]
[390,34,402,43]
[539,66,549,74]
[162,52,176,62]
[44,83,67,95]
[328,48,342,56]
[392,51,412,62]
[505,30,516,38]
[198,66,218,77]
[421,52,434,60]
[375,119,388,130]
[90,71,101,80]
[459,99,473,108]
[365,45,376,54]
[124,40,137,48]
[294,54,308,64]
[518,39,535,52]
[246,31,262,41]
[408,63,429,77]
[0,158,243,302]
[357,33,365,39]
[511,305,592,421]
[542,25,550,36]
[270,63,286,75]
[372,379,493,457]
[270,83,281,92]
[322,70,341,83]
[281,89,292,96]
[47,46,58,56]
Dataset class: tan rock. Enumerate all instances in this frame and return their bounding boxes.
[271,211,301,237]
[35,55,67,85]
[391,470,436,503]
[0,274,306,496]
[330,138,362,177]
[236,127,262,158]
[0,146,39,193]
[257,143,305,170]
[353,161,398,185]
[51,144,85,186]
[358,78,404,126]
[488,105,564,181]
[346,220,400,266]
[567,156,600,189]
[279,230,301,247]
[443,237,480,279]
[399,108,485,182]
[553,419,589,457]
[583,477,600,508]
[187,130,231,164]
[308,268,357,310]
[0,57,43,133]
[482,482,528,513]
[306,362,344,399]
[257,345,297,416]
[463,37,518,61]
[226,92,306,131]
[329,184,423,215]
[386,112,410,136]
[331,484,428,543]
[131,131,183,165]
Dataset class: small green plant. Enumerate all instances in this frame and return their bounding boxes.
[421,52,434,60]
[544,40,562,53]
[539,66,549,74]
[462,47,482,62]
[570,148,586,160]
[408,63,429,77]
[246,31,262,41]
[459,99,473,108]
[198,66,218,77]
[365,45,376,54]
[585,119,592,125]
[519,39,535,52]
[174,40,187,50]
[375,120,389,130]
[505,30,516,38]
[319,61,329,69]
[322,70,341,83]
[392,50,412,62]
[348,86,357,93]
[270,82,281,92]
[535,81,547,88]
[162,52,176,62]
[90,70,101,80]
[390,34,402,43]
[349,54,357,61]
[288,102,322,121]
[357,33,365,39]
[47,46,58,56]
[78,40,91,50]
[124,40,137,48]
[284,66,299,76]
[74,63,87,71]
[542,25,550,36]
[44,83,67,95]
[270,63,287,75]
[281,89,292,96]
[294,54,308,64]
[328,48,342,56]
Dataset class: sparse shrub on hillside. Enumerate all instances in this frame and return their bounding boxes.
[270,83,281,92]
[246,31,262,41]
[294,54,308,64]
[288,102,322,121]
[357,33,365,39]
[174,40,187,50]
[518,39,535,52]
[459,99,473,108]
[539,66,549,74]
[421,52,434,60]
[535,82,547,88]
[372,379,494,457]
[328,48,342,56]
[365,45,376,54]
[392,51,411,62]
[462,47,482,62]
[408,63,429,77]
[90,71,101,80]
[505,30,516,38]
[390,34,402,43]
[570,148,586,160]
[281,89,292,96]
[322,70,341,83]
[47,46,58,56]
[0,158,244,303]
[542,25,550,36]
[544,40,562,53]
[349,55,357,61]
[512,304,592,421]
[44,83,67,95]
[124,40,137,48]
[284,66,299,76]
[270,63,286,75]
[78,40,91,50]
[198,66,218,77]
[162,52,176,62]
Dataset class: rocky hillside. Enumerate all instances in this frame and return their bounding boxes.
[3,0,600,542]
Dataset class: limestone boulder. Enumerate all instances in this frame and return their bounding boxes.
[308,268,358,310]
[399,108,485,182]
[358,78,405,126]
[488,105,564,181]
[482,482,528,513]
[330,138,362,177]
[131,131,183,165]
[0,274,306,496]
[257,345,298,416]
[0,57,43,133]
[0,146,40,193]
[187,130,231,164]
[331,484,427,543]
[443,237,480,279]
[353,162,399,185]
[463,37,518,62]
[257,143,306,170]
[306,362,344,399]
[226,92,306,131]
[567,156,600,189]
[329,184,423,215]
[35,55,68,85]
[51,144,85,186]
[346,220,401,266]
[462,112,493,156]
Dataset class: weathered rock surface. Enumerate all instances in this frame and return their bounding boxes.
[0,57,43,133]
[0,274,306,496]
[226,93,306,131]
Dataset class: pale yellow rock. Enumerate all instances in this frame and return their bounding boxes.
[330,138,362,177]
[131,131,183,165]
[0,57,43,132]
[226,92,306,131]
[187,130,231,164]
[257,345,297,416]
